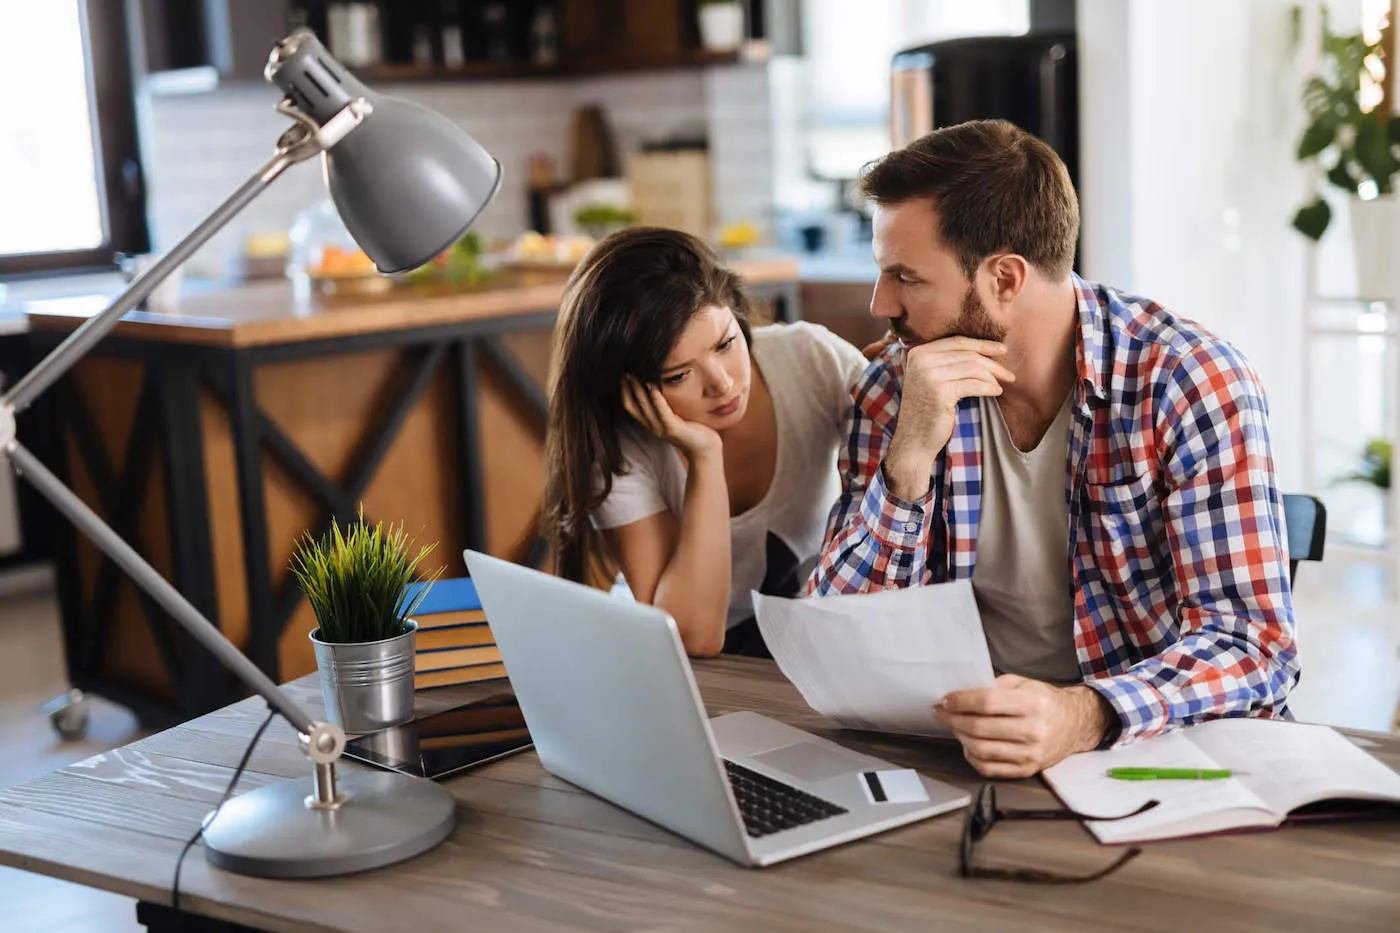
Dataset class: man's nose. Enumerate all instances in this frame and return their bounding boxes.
[870,275,900,320]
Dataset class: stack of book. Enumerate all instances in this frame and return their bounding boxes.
[405,578,507,689]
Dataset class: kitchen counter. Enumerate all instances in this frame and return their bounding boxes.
[23,260,801,726]
[23,258,801,347]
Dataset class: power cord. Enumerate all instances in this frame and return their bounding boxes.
[170,704,278,926]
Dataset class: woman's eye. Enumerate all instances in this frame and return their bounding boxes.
[662,372,688,386]
[719,335,738,351]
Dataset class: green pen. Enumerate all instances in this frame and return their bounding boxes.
[1107,767,1235,780]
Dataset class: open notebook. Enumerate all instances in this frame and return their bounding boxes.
[1043,718,1400,845]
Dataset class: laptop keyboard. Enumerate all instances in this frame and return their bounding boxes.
[723,760,848,839]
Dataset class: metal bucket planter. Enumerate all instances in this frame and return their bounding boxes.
[310,620,417,733]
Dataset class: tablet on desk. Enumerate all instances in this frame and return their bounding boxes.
[342,692,533,780]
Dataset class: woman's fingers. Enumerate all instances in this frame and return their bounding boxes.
[645,384,684,435]
[622,378,660,436]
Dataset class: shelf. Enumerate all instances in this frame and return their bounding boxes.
[359,49,750,84]
[362,61,565,82]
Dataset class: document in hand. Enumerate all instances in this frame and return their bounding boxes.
[752,580,996,737]
[1043,718,1400,844]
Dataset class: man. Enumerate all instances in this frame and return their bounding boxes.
[810,120,1298,778]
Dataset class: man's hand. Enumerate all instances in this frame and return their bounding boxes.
[934,675,1113,778]
[884,337,1013,499]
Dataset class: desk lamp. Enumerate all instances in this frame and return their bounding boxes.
[0,30,501,877]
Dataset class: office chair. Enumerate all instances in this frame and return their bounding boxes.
[1282,494,1326,587]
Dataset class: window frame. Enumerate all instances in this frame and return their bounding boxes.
[0,0,149,279]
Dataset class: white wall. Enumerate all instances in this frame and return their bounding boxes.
[1077,0,1309,489]
[143,68,772,277]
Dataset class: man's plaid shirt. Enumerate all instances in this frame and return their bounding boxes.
[808,275,1299,746]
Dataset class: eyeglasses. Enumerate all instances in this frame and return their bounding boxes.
[960,783,1159,884]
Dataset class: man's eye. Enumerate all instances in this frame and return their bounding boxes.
[898,275,918,285]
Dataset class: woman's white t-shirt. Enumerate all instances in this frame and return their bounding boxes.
[591,322,868,628]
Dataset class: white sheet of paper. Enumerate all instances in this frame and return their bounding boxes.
[752,581,996,737]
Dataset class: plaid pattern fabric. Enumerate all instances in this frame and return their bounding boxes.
[809,275,1299,746]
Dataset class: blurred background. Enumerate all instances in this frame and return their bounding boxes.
[0,1,1399,925]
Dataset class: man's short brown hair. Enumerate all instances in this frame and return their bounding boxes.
[859,119,1079,281]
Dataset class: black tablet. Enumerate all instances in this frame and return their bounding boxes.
[342,692,532,781]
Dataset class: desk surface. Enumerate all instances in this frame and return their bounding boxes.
[21,258,799,349]
[2,658,1398,932]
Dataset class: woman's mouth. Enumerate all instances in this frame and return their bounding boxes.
[710,395,742,417]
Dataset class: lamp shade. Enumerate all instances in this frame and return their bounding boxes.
[266,32,502,274]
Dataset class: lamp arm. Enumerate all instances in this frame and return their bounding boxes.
[3,154,286,414]
[1,97,371,416]
[0,97,378,769]
[4,440,321,738]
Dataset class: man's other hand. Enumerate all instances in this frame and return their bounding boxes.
[934,675,1113,778]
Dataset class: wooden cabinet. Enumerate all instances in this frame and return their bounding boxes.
[138,0,290,80]
[561,0,697,72]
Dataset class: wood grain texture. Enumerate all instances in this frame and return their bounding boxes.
[23,261,799,348]
[2,658,1398,932]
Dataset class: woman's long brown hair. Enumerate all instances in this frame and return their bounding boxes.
[544,227,755,583]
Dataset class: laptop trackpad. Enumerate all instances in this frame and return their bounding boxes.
[750,741,863,783]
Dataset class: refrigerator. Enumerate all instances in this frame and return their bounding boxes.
[890,33,1078,189]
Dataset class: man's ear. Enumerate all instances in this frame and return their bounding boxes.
[987,254,1029,305]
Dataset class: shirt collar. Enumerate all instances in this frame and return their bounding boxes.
[1072,272,1110,404]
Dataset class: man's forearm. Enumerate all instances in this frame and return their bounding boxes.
[883,436,938,501]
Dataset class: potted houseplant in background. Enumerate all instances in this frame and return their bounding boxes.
[1344,434,1393,501]
[573,203,637,240]
[1292,24,1400,299]
[291,512,440,732]
[698,0,745,53]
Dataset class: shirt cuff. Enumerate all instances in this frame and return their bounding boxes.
[860,462,937,552]
[1082,674,1171,748]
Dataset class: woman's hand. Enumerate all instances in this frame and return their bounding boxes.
[862,331,899,360]
[623,377,722,461]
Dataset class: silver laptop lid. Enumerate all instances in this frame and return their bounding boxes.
[463,551,750,862]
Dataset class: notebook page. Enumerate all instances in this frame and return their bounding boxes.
[1042,730,1272,844]
[752,581,995,737]
[1185,719,1400,817]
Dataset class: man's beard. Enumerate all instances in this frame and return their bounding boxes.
[892,283,1008,346]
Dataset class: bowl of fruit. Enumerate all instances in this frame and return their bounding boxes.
[308,244,392,295]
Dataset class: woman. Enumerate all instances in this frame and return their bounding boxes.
[544,227,867,657]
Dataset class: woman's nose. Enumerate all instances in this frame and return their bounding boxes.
[704,366,733,397]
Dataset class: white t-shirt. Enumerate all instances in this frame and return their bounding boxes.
[972,392,1081,684]
[591,322,868,628]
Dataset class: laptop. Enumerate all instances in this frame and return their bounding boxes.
[463,550,969,867]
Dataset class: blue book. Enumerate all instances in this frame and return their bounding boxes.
[401,577,480,616]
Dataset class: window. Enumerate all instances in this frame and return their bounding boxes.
[0,0,147,276]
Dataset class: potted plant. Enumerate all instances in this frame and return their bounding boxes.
[1338,437,1393,537]
[291,513,439,732]
[573,203,637,240]
[1291,25,1400,298]
[1344,437,1393,490]
[698,0,745,53]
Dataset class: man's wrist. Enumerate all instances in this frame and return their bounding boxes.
[883,439,937,500]
[1067,685,1113,752]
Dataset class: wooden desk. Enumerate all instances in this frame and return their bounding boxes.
[19,262,798,726]
[2,657,1398,932]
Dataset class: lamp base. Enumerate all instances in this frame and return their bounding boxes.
[202,770,455,878]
